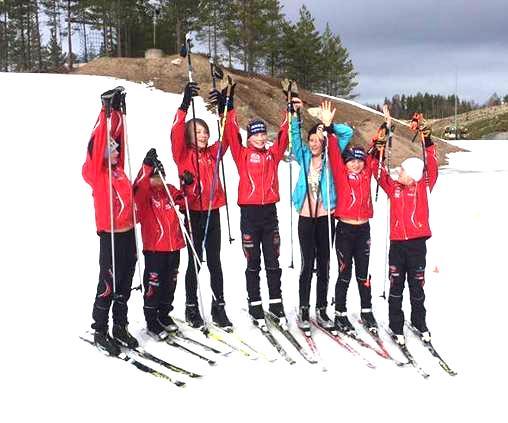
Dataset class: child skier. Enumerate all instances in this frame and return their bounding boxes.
[133,148,186,340]
[82,88,138,355]
[223,89,289,326]
[290,98,353,331]
[321,100,379,334]
[170,81,232,329]
[376,117,438,345]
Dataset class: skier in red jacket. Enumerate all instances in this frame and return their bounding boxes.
[133,148,186,340]
[170,82,232,329]
[82,89,138,355]
[376,118,438,345]
[322,100,380,334]
[223,89,289,326]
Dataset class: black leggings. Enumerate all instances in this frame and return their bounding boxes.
[388,238,427,334]
[298,215,335,308]
[185,209,224,305]
[334,221,372,312]
[92,229,137,332]
[143,250,180,324]
[240,204,282,302]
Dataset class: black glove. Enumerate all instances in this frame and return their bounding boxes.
[180,82,200,111]
[143,148,158,167]
[180,170,194,186]
[208,88,226,114]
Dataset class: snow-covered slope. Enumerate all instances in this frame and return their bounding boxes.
[1,73,506,423]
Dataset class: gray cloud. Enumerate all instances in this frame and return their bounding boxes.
[281,0,508,104]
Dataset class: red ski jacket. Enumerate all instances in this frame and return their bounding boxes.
[82,107,134,233]
[170,109,228,211]
[224,109,289,206]
[328,133,376,221]
[133,164,186,252]
[376,144,438,241]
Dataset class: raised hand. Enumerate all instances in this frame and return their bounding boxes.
[320,100,336,127]
[383,104,392,129]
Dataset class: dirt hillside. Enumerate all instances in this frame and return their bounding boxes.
[75,54,461,165]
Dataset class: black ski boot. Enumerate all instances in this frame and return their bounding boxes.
[248,300,265,327]
[268,299,287,325]
[94,330,121,356]
[411,320,431,342]
[297,306,311,332]
[334,311,355,334]
[211,302,233,330]
[185,304,204,328]
[112,324,139,349]
[360,309,378,333]
[158,315,178,333]
[315,306,335,331]
[147,320,169,341]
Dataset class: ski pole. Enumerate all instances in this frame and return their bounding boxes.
[209,58,234,244]
[119,91,144,293]
[323,131,333,256]
[101,90,119,299]
[286,80,295,269]
[201,72,233,256]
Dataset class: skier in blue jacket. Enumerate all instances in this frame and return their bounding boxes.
[290,98,353,332]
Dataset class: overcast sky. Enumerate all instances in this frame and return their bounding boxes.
[281,0,507,105]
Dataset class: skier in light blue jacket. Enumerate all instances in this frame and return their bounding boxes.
[290,98,353,332]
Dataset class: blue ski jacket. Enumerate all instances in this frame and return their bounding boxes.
[290,118,353,213]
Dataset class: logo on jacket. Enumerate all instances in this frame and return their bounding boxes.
[152,199,161,208]
[249,153,261,163]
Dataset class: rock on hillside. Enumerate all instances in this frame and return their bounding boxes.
[75,54,461,165]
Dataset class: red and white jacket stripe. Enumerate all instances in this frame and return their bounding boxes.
[376,144,438,240]
[327,133,376,221]
[170,108,228,211]
[82,107,134,232]
[224,109,289,206]
[133,164,185,252]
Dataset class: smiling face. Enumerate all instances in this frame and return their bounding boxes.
[248,132,268,149]
[189,122,210,149]
[308,133,323,156]
[345,159,365,174]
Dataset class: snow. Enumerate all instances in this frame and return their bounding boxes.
[1,72,507,423]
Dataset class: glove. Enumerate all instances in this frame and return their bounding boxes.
[208,88,226,114]
[180,82,200,111]
[180,170,194,186]
[419,122,432,139]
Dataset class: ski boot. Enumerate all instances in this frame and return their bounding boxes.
[334,311,355,334]
[211,302,233,331]
[94,330,121,356]
[268,299,287,326]
[316,306,335,331]
[112,324,139,349]
[248,300,265,327]
[146,320,169,341]
[360,308,379,333]
[297,306,311,333]
[411,320,431,343]
[158,314,178,333]
[185,304,204,329]
[392,333,406,346]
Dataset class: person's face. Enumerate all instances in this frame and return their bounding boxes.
[308,134,323,156]
[248,132,268,149]
[345,159,365,174]
[397,167,415,186]
[189,123,210,149]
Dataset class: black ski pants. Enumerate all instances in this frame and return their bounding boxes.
[298,215,335,308]
[185,209,225,306]
[92,229,137,333]
[240,204,282,303]
[388,238,427,334]
[334,221,372,312]
[143,250,180,325]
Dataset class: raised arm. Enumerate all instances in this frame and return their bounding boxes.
[224,108,244,165]
[332,123,354,152]
[270,112,289,163]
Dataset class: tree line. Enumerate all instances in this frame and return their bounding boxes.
[0,0,358,98]
[368,93,480,120]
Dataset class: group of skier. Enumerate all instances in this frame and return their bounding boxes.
[82,78,438,357]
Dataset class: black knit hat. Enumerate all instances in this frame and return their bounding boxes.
[247,119,267,138]
[342,146,366,163]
